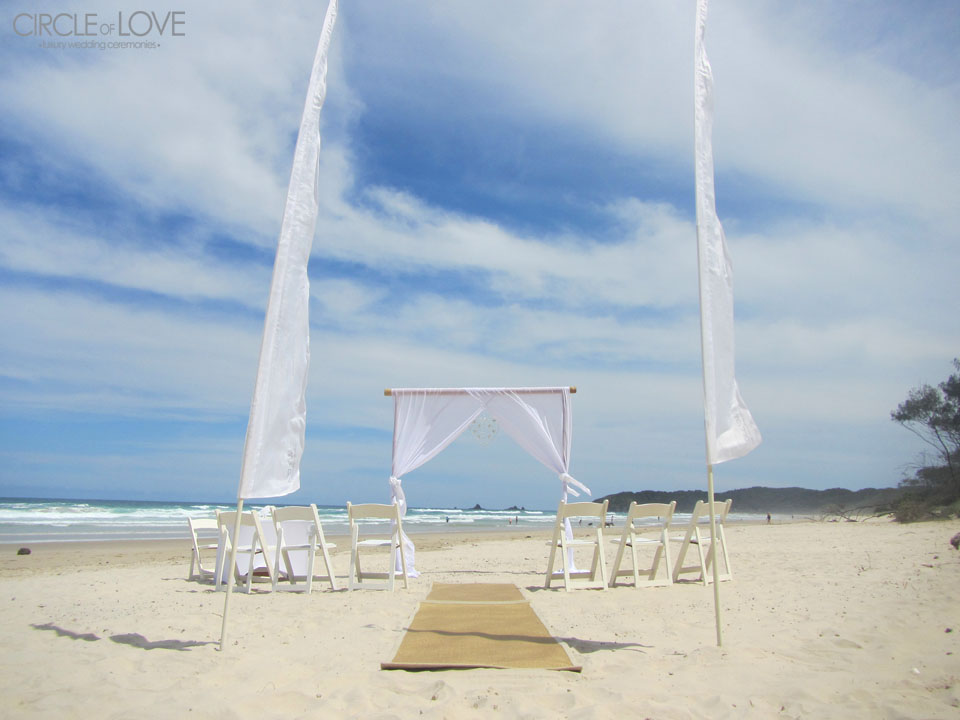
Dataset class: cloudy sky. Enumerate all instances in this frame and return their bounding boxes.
[1,1,957,510]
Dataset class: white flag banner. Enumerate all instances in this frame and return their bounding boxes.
[237,0,339,499]
[694,0,761,465]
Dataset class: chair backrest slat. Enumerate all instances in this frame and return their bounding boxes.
[558,501,608,520]
[626,501,676,529]
[348,502,400,521]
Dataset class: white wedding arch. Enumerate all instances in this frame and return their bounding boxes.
[384,386,590,575]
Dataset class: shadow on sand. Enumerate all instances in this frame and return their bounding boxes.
[31,623,214,651]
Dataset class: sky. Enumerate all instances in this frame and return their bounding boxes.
[1,1,958,510]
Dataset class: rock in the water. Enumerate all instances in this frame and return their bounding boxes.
[17,547,31,556]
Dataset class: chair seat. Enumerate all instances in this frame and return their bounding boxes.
[282,541,337,551]
[548,537,598,547]
[621,537,662,546]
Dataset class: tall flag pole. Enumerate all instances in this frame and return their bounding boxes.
[219,0,339,651]
[694,0,762,647]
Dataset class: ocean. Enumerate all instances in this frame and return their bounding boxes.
[0,498,557,543]
[0,497,763,544]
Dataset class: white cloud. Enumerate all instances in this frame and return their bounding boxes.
[1,1,957,504]
[0,205,272,309]
[342,1,959,225]
[0,286,260,418]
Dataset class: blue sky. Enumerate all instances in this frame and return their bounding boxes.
[1,1,958,510]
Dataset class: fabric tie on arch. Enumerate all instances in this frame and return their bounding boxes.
[559,472,591,499]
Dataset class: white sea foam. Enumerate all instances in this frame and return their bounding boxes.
[0,499,560,542]
[0,498,761,543]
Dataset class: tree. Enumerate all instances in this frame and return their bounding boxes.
[891,358,960,503]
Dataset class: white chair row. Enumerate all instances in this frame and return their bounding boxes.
[187,504,338,593]
[187,502,408,593]
[190,498,731,595]
[544,498,733,591]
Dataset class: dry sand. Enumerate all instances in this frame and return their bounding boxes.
[1,518,958,719]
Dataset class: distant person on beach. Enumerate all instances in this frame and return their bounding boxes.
[767,513,771,524]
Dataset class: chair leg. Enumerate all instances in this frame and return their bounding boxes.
[662,531,673,584]
[545,530,560,589]
[693,530,708,586]
[272,545,282,593]
[387,540,396,592]
[650,545,664,583]
[718,526,732,580]
[319,542,337,591]
[349,526,359,591]
[673,530,693,583]
[215,549,223,591]
[355,551,364,584]
[560,535,572,592]
[397,533,408,590]
[609,535,628,587]
[244,548,255,594]
[588,530,600,582]
[630,535,641,588]
[306,544,316,594]
[596,530,608,589]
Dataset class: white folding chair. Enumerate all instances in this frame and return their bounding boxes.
[347,502,408,591]
[187,516,220,581]
[672,499,733,585]
[216,510,278,593]
[271,504,338,593]
[608,501,676,588]
[544,500,609,591]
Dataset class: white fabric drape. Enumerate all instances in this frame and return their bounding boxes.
[694,0,761,466]
[237,0,338,499]
[389,387,588,575]
[465,389,569,474]
[390,391,483,577]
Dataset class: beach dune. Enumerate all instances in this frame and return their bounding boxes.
[1,519,958,718]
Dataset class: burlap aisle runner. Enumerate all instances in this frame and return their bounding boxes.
[382,583,580,672]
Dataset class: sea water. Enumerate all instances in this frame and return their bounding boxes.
[0,498,557,543]
[0,497,761,544]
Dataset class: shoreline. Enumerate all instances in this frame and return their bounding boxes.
[0,495,840,547]
[0,510,819,547]
[0,515,828,577]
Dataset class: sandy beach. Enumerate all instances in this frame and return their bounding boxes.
[1,518,958,719]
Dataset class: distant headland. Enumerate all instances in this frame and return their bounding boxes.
[597,486,903,514]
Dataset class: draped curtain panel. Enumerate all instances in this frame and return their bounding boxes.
[388,387,589,575]
[465,389,570,476]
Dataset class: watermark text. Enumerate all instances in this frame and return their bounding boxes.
[13,10,186,49]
